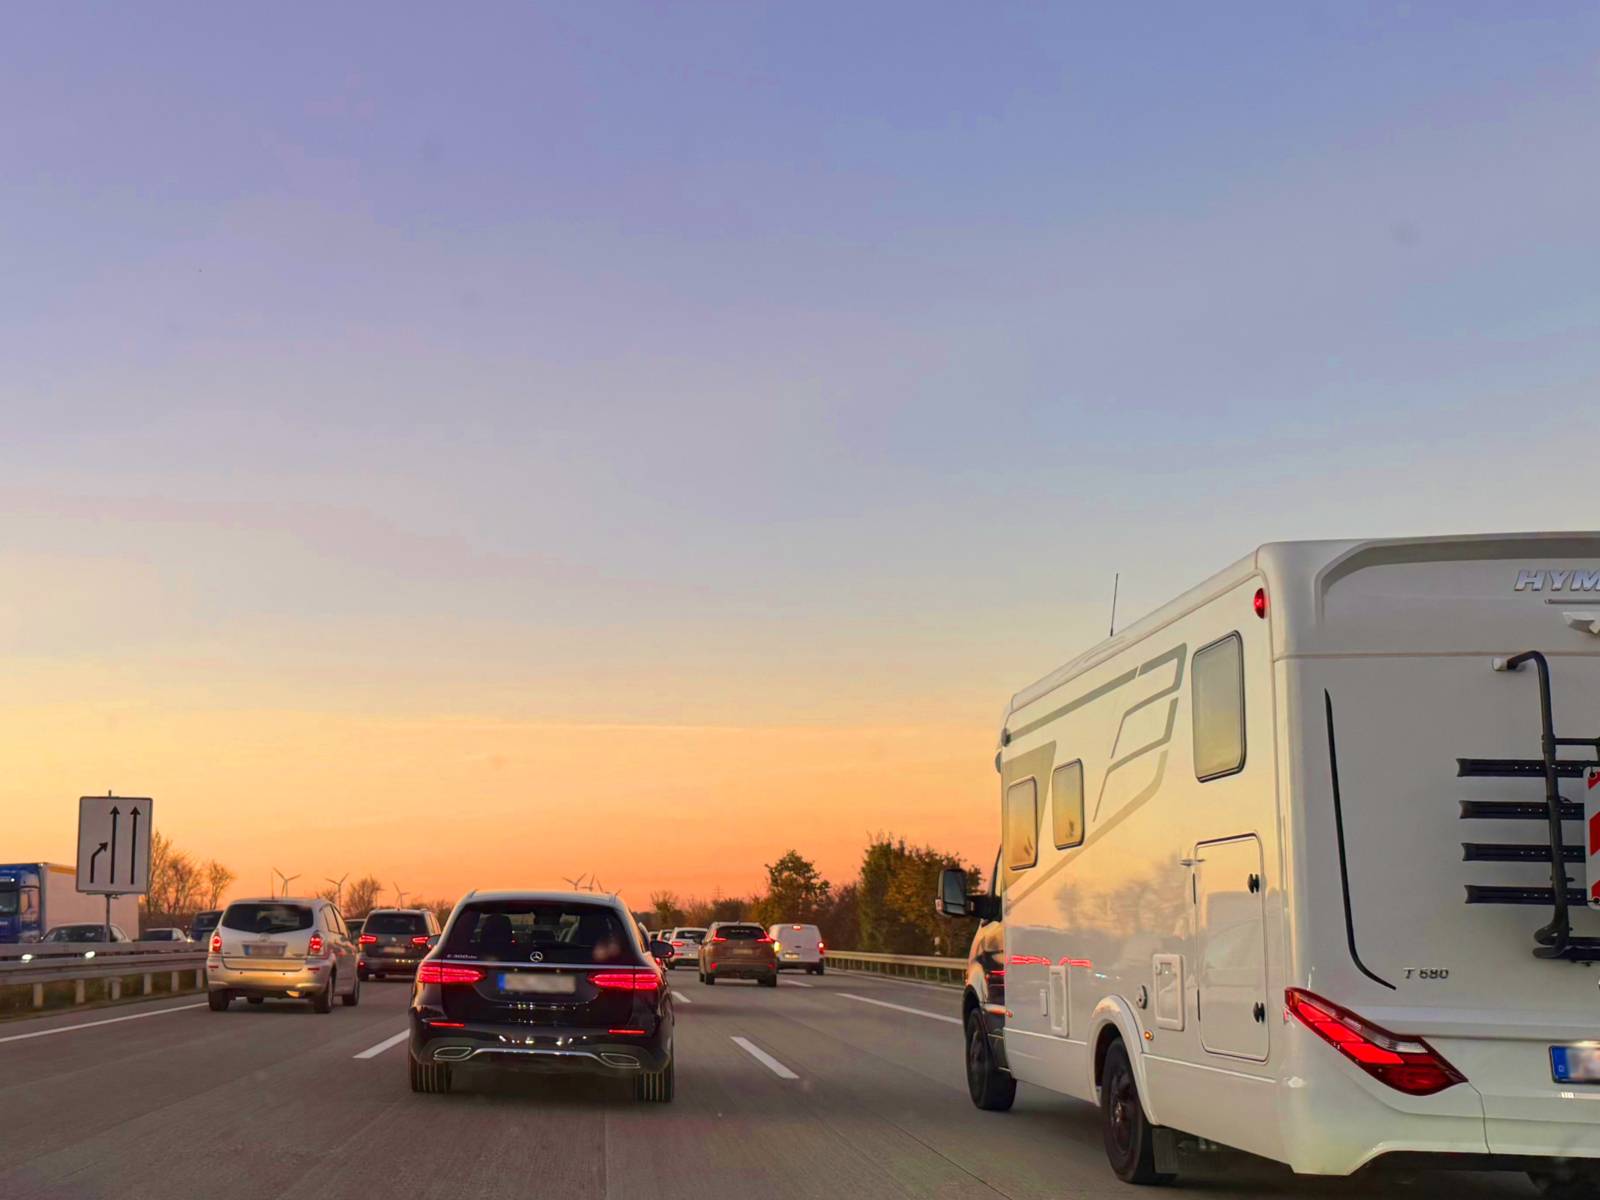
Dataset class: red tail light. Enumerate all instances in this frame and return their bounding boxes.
[818,942,826,953]
[755,935,775,944]
[417,961,485,985]
[1254,587,1268,618]
[411,935,430,947]
[209,932,221,954]
[359,934,378,946]
[1285,989,1464,1096]
[609,1028,648,1036]
[307,933,325,957]
[711,936,727,943]
[425,1019,465,1029]
[591,970,661,992]
[671,940,685,947]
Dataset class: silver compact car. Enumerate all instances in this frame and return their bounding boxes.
[206,898,361,1012]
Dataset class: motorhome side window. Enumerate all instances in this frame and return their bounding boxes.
[1004,778,1039,870]
[1192,632,1246,780]
[1051,761,1085,849]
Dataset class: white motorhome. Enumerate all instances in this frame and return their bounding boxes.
[939,534,1600,1193]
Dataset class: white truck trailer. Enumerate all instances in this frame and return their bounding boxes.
[940,533,1600,1194]
[0,862,139,942]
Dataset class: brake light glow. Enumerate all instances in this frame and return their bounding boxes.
[591,970,661,992]
[209,932,221,954]
[1254,587,1268,618]
[411,935,430,946]
[425,1019,465,1028]
[307,933,325,957]
[711,936,727,943]
[1285,988,1465,1096]
[755,935,775,944]
[792,925,803,930]
[359,934,378,946]
[417,961,486,985]
[818,941,825,953]
[609,1028,647,1036]
[671,940,684,947]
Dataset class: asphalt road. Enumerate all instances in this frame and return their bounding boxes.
[0,969,1536,1200]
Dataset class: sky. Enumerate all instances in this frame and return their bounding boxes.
[2,3,1598,908]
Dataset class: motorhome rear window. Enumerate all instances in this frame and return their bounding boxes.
[1193,633,1246,780]
[1005,777,1039,869]
[1052,761,1085,849]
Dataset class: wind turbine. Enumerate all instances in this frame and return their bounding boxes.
[392,882,410,907]
[273,869,300,898]
[324,874,349,909]
[562,873,589,891]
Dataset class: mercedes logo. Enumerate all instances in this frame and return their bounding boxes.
[529,950,544,962]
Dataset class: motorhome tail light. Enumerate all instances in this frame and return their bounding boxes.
[591,970,661,992]
[359,933,378,946]
[410,935,430,947]
[1285,989,1465,1096]
[1253,587,1268,618]
[417,961,486,985]
[307,933,325,957]
[209,932,222,954]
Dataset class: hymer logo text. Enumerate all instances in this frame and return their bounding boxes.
[1514,568,1600,592]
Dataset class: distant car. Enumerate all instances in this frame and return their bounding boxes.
[768,923,825,975]
[358,908,441,980]
[140,927,192,943]
[205,897,361,1012]
[407,890,675,1101]
[189,909,223,942]
[41,923,132,943]
[661,926,706,970]
[698,922,777,987]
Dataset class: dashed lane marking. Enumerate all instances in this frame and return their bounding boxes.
[731,1035,799,1079]
[836,992,961,1025]
[0,1002,206,1045]
[353,1030,409,1060]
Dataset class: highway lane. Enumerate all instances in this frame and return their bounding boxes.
[0,970,1535,1199]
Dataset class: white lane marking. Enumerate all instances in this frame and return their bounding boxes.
[353,1030,409,1060]
[731,1035,799,1080]
[0,1002,207,1045]
[783,979,812,988]
[674,991,693,1004]
[836,992,961,1025]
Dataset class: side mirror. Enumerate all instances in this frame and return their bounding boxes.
[648,939,673,961]
[935,867,970,918]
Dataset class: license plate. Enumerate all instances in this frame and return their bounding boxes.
[500,973,575,995]
[245,943,286,957]
[784,952,800,959]
[384,946,407,955]
[1551,1045,1600,1084]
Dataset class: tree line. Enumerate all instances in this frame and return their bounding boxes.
[646,834,983,957]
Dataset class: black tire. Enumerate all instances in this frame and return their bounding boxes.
[760,973,778,988]
[704,972,716,986]
[1529,1164,1600,1198]
[634,1057,675,1103]
[208,989,232,1012]
[1101,1039,1174,1185]
[409,1056,454,1094]
[814,963,825,976]
[342,971,361,1007]
[358,966,369,982]
[374,972,385,981]
[964,1009,1016,1111]
[313,974,335,1013]
[247,997,265,1006]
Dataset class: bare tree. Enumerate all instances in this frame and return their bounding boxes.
[345,875,383,916]
[203,860,235,909]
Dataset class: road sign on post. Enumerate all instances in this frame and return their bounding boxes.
[76,795,154,895]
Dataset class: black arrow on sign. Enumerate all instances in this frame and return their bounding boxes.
[90,842,107,883]
[129,806,142,885]
[109,807,121,884]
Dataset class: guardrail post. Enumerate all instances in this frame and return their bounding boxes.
[142,973,153,995]
[74,979,86,1005]
[32,983,44,1008]
[110,977,122,1001]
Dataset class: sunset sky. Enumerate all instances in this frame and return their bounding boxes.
[3,5,1598,907]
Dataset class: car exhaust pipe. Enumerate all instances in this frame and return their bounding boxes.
[432,1046,473,1061]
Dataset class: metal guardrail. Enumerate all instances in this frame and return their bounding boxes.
[822,950,966,985]
[0,943,207,1010]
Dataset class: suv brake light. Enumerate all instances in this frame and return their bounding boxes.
[591,970,661,992]
[359,934,377,946]
[209,932,221,954]
[411,935,430,946]
[307,933,325,957]
[710,935,727,943]
[755,935,775,944]
[417,961,485,985]
[1285,988,1465,1096]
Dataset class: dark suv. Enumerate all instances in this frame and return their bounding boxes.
[407,891,675,1101]
[697,922,778,986]
[358,908,441,979]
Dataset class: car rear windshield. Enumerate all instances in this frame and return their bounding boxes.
[717,925,765,940]
[674,929,705,941]
[441,900,633,964]
[222,903,313,934]
[364,912,429,935]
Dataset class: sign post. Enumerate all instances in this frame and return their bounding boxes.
[76,795,154,941]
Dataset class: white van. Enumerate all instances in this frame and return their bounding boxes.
[769,923,824,974]
[938,534,1600,1193]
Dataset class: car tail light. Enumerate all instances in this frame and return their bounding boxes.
[417,961,486,985]
[711,935,727,943]
[307,933,325,957]
[818,941,825,953]
[755,935,775,945]
[209,932,222,954]
[671,940,684,947]
[591,970,661,992]
[411,935,430,947]
[1285,988,1465,1096]
[425,1019,465,1029]
[609,1028,647,1036]
[359,934,378,946]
